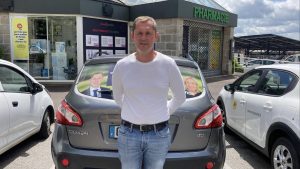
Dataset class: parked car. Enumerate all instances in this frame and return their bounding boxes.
[0,59,55,155]
[280,54,300,64]
[243,59,280,72]
[217,64,300,169]
[51,55,226,169]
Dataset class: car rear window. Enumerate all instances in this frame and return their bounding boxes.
[76,63,203,100]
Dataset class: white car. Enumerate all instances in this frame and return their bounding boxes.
[280,54,300,64]
[243,59,280,72]
[0,59,55,155]
[217,64,299,169]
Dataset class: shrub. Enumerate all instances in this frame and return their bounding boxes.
[0,45,4,59]
[232,57,244,73]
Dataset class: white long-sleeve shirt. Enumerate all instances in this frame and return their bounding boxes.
[112,52,186,124]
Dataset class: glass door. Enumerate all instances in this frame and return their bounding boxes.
[28,17,49,79]
[48,16,77,80]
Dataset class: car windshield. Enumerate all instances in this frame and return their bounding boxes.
[76,63,203,99]
[249,60,262,64]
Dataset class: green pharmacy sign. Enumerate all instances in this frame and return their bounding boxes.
[193,7,229,24]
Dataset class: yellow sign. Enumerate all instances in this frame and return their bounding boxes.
[232,100,237,110]
[12,17,29,60]
[210,30,221,69]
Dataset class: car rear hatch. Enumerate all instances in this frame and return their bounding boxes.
[60,57,219,151]
[63,88,215,152]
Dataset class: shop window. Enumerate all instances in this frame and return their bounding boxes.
[48,16,77,80]
[19,16,78,80]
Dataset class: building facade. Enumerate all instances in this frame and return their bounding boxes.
[0,0,237,83]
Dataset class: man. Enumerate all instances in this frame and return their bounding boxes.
[112,16,186,169]
[82,72,112,99]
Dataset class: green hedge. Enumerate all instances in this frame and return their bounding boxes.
[0,45,4,60]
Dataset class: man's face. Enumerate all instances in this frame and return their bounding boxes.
[131,20,158,54]
[90,73,103,88]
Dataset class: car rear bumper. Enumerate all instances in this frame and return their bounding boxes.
[51,123,226,169]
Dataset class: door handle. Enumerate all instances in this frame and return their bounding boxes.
[12,101,18,107]
[263,105,272,110]
[240,100,246,104]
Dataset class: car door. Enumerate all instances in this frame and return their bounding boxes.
[228,70,264,135]
[0,65,34,143]
[246,69,295,147]
[0,82,10,153]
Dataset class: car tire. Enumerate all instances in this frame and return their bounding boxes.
[218,102,231,134]
[38,110,51,139]
[271,137,299,169]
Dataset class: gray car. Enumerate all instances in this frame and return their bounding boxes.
[51,56,225,169]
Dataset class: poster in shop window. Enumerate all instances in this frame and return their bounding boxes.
[83,17,128,62]
[86,35,99,47]
[12,16,29,60]
[115,37,126,47]
[210,30,221,69]
[101,36,113,47]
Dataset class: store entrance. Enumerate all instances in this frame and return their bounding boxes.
[28,17,49,79]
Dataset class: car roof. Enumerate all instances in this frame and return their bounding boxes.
[85,55,198,68]
[255,64,300,75]
[0,59,16,66]
[249,58,279,61]
[0,59,39,83]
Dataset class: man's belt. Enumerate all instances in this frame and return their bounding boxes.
[121,120,168,132]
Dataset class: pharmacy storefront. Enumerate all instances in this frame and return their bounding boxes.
[0,0,237,83]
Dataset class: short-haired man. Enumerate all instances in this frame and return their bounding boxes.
[82,72,112,99]
[112,16,186,169]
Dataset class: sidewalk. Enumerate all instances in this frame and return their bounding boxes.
[205,73,242,99]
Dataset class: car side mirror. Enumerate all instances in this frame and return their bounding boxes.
[224,84,235,94]
[32,83,43,94]
[20,86,33,93]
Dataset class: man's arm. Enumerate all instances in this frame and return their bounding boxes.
[112,63,124,107]
[167,60,186,114]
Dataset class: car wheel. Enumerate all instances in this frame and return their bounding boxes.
[271,137,299,169]
[218,102,231,134]
[38,110,51,139]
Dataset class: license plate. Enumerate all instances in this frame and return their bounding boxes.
[109,125,120,139]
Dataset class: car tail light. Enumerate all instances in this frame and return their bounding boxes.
[194,104,223,129]
[61,158,70,167]
[206,161,214,169]
[56,100,83,126]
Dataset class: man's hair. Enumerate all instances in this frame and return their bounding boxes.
[132,16,157,32]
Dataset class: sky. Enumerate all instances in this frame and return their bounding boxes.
[214,0,300,40]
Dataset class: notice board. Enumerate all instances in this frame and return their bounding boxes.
[83,17,128,61]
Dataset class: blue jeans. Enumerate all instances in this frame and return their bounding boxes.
[118,124,171,169]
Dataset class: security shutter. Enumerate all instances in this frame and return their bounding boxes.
[183,20,223,76]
